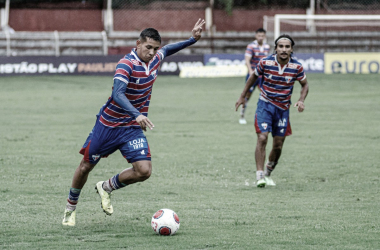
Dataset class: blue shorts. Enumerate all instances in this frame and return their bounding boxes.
[245,74,262,93]
[254,99,292,137]
[79,120,151,164]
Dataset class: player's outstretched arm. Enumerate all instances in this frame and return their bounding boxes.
[235,73,258,111]
[113,79,154,131]
[159,18,205,58]
[294,78,309,112]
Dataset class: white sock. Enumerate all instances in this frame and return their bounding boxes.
[66,203,76,211]
[264,162,277,176]
[102,180,113,194]
[256,170,264,180]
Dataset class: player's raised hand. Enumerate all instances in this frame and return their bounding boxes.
[294,101,305,112]
[136,115,154,131]
[192,18,205,41]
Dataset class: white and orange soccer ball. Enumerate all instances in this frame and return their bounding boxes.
[151,208,180,236]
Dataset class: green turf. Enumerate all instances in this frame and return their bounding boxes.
[0,74,379,249]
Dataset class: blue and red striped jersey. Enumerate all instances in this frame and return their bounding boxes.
[245,40,270,70]
[255,54,306,110]
[98,49,164,128]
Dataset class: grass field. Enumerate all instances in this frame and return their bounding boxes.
[0,74,379,249]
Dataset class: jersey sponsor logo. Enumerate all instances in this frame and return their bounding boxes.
[265,60,276,66]
[128,138,147,150]
[92,154,100,161]
[278,118,287,127]
[288,63,298,69]
[261,122,268,130]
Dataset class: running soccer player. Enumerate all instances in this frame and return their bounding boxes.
[239,28,270,125]
[235,34,309,188]
[62,19,205,226]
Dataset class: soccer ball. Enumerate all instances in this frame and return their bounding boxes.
[151,208,180,236]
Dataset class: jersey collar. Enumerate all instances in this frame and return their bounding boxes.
[274,54,291,75]
[131,48,150,75]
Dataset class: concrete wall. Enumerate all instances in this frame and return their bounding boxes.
[8,8,379,32]
[9,9,103,31]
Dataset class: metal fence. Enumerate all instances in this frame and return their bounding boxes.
[1,0,380,56]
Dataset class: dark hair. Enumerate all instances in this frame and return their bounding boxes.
[139,28,161,43]
[274,34,295,48]
[256,28,266,34]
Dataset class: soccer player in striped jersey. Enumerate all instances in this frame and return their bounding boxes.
[235,34,309,188]
[62,19,205,226]
[239,28,270,125]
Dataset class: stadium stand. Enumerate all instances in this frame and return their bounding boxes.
[0,0,380,56]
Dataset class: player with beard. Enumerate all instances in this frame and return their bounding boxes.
[235,34,309,188]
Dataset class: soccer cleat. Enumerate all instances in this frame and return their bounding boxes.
[95,181,113,215]
[62,209,76,226]
[239,118,247,124]
[256,178,266,188]
[264,176,276,186]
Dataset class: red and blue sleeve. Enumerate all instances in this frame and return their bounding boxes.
[112,79,142,119]
[296,65,306,81]
[158,37,197,60]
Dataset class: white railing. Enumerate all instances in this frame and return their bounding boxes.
[0,31,109,56]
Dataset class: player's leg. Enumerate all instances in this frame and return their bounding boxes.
[264,108,292,186]
[63,121,116,225]
[264,136,286,186]
[255,132,269,187]
[95,160,152,215]
[266,136,286,174]
[71,159,97,189]
[63,159,97,226]
[118,160,152,184]
[253,99,274,187]
[95,128,151,214]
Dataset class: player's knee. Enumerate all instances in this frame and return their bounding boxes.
[273,138,285,150]
[273,143,283,151]
[257,133,268,145]
[135,163,152,180]
[78,159,95,174]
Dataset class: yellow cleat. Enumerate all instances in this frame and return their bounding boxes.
[264,176,276,186]
[62,209,76,226]
[95,181,113,215]
[256,178,266,188]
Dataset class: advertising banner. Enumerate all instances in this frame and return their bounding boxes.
[204,54,245,66]
[204,53,324,73]
[292,53,324,73]
[159,55,204,76]
[0,54,205,76]
[0,56,123,76]
[180,65,247,78]
[324,53,380,74]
